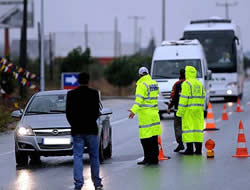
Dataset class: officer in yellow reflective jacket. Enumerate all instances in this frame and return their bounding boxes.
[176,66,205,155]
[129,67,162,165]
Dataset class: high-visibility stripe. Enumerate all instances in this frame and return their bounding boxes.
[179,104,204,107]
[139,122,161,128]
[135,102,158,108]
[145,97,158,100]
[136,94,145,99]
[186,81,192,96]
[140,104,158,108]
[180,95,189,98]
[206,118,215,123]
[180,95,205,99]
[136,95,157,100]
[143,82,150,97]
[238,143,247,148]
[182,130,203,134]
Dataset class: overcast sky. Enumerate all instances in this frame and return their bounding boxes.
[2,0,250,51]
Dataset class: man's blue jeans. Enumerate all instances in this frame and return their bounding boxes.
[73,135,102,189]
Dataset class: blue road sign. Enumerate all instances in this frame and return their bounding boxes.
[61,73,79,89]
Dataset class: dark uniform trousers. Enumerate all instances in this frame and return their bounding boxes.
[140,135,159,163]
[174,112,182,144]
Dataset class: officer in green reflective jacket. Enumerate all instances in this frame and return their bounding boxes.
[129,67,162,165]
[176,66,205,155]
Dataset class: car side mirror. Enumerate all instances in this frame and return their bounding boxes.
[100,108,112,116]
[207,70,212,80]
[11,109,23,118]
[234,36,240,46]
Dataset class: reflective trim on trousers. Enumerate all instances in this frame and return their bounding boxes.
[136,95,158,100]
[182,130,203,134]
[178,104,204,107]
[180,95,205,99]
[139,122,161,128]
[135,102,158,108]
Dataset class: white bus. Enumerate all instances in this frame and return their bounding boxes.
[183,17,244,101]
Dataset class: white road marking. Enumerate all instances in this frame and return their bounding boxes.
[215,118,221,123]
[0,150,14,157]
[111,118,128,125]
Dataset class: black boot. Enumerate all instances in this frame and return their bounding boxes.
[174,143,185,152]
[194,142,202,155]
[181,143,194,155]
[137,159,148,165]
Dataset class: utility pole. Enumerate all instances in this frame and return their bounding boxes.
[128,16,144,54]
[84,24,88,48]
[49,33,54,81]
[19,0,28,98]
[114,17,118,58]
[40,0,45,91]
[138,27,142,54]
[162,0,166,41]
[216,1,238,19]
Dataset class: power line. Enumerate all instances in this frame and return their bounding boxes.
[216,1,238,19]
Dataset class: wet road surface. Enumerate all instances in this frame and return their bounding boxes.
[1,82,250,190]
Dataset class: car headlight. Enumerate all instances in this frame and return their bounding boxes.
[17,125,34,136]
[226,82,237,88]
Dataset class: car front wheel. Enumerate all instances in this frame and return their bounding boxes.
[104,130,112,159]
[15,150,28,166]
[30,154,41,165]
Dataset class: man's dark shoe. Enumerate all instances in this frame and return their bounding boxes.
[95,185,104,190]
[146,161,159,165]
[74,188,81,190]
[194,151,202,155]
[181,149,194,155]
[174,143,185,152]
[137,160,148,165]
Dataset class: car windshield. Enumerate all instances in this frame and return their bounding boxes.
[152,59,202,79]
[26,94,66,115]
[184,30,236,73]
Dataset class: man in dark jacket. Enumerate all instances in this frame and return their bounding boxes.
[66,72,103,190]
[167,69,185,152]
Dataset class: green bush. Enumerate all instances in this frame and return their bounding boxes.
[0,106,13,132]
[89,62,105,81]
[104,55,152,88]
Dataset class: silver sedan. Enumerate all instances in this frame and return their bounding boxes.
[12,90,112,166]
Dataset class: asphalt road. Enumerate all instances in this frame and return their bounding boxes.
[1,81,250,190]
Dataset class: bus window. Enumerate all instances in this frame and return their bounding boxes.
[184,30,236,73]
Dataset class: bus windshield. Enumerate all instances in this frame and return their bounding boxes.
[152,59,202,79]
[184,30,236,73]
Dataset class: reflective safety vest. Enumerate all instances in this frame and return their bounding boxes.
[131,74,162,139]
[176,66,205,143]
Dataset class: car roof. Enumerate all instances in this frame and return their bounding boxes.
[35,90,69,96]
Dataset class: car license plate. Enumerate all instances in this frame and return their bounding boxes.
[43,137,71,145]
[210,91,216,94]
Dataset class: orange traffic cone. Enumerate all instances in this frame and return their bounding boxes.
[235,97,243,112]
[204,102,219,131]
[158,136,170,160]
[233,120,250,158]
[221,104,228,120]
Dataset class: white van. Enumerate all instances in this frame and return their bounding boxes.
[151,39,211,118]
